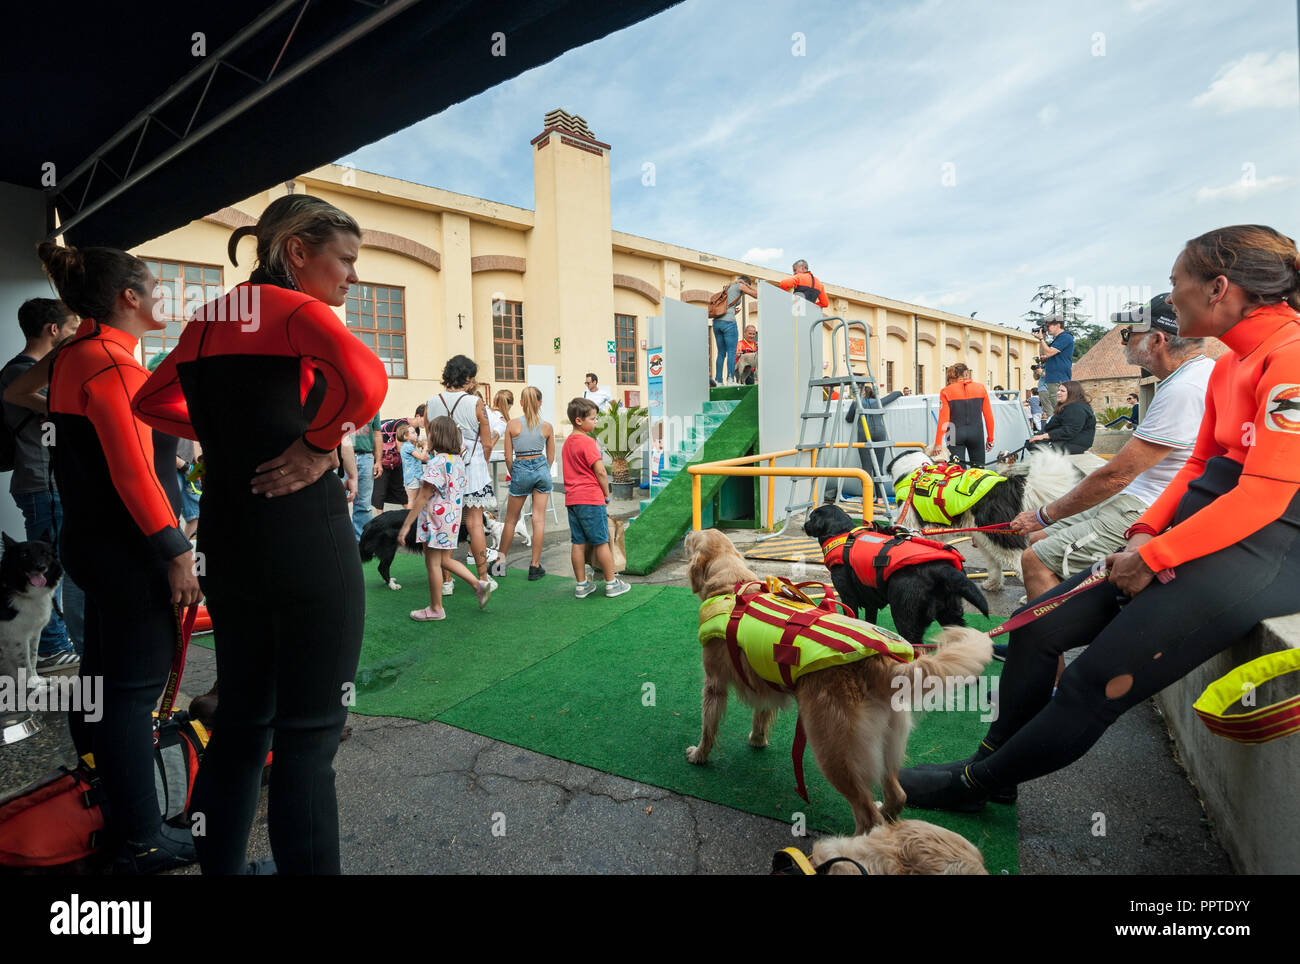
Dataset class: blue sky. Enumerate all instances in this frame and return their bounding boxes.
[345,0,1299,332]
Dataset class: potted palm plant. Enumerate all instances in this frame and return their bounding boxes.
[596,400,649,501]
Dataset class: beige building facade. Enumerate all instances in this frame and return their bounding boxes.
[133,110,1039,430]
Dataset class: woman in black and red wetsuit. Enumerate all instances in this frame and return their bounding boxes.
[900,224,1300,811]
[134,195,386,875]
[36,242,203,874]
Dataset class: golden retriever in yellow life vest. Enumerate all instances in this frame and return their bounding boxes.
[684,528,993,834]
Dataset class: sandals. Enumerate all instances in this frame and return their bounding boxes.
[409,606,446,621]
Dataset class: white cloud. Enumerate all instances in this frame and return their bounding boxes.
[741,247,785,264]
[1195,174,1296,203]
[1037,104,1060,126]
[1192,52,1300,113]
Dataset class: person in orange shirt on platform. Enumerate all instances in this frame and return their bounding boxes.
[933,363,995,467]
[778,259,829,309]
[900,224,1300,813]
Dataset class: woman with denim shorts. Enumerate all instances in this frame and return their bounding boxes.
[489,385,554,580]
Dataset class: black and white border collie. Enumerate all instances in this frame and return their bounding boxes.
[0,533,62,693]
[887,450,1081,591]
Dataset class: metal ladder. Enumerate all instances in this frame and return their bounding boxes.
[759,316,901,540]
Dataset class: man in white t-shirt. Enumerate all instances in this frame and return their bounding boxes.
[582,372,612,413]
[1007,294,1215,601]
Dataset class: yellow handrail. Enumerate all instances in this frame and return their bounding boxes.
[684,441,928,531]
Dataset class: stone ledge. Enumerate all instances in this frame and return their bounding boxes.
[1155,613,1300,873]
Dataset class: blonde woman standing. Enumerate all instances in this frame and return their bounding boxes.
[489,386,554,580]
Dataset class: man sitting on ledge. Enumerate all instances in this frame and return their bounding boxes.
[1009,294,1213,604]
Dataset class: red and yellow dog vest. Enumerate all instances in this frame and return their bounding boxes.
[697,578,915,801]
[895,463,1007,526]
[819,526,965,589]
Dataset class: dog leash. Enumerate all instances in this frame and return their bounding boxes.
[157,604,199,728]
[918,521,1015,536]
[987,564,1175,637]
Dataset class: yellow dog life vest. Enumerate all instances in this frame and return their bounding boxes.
[895,465,1008,526]
[698,589,913,691]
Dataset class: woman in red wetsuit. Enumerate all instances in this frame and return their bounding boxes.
[900,224,1300,811]
[134,195,387,874]
[36,242,203,874]
[934,363,995,467]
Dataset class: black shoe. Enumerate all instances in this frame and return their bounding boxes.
[909,755,1018,804]
[899,766,989,813]
[527,565,545,581]
[112,827,197,874]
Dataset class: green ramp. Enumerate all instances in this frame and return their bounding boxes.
[625,387,759,575]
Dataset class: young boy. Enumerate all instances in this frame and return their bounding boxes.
[562,397,631,598]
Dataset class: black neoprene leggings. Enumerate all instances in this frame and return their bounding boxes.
[970,458,1300,790]
[948,426,986,468]
[188,475,364,875]
[65,547,175,845]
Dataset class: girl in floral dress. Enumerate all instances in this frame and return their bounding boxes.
[399,416,492,620]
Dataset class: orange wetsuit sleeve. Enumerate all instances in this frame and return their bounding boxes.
[83,362,190,560]
[778,276,796,292]
[286,300,389,453]
[817,284,829,309]
[132,337,196,440]
[935,386,951,449]
[1131,384,1220,536]
[1138,346,1300,571]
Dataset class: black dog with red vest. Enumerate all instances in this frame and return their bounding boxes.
[805,506,989,648]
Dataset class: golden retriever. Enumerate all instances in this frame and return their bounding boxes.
[811,820,989,874]
[684,528,992,834]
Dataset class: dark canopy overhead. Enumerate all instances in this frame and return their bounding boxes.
[4,0,678,250]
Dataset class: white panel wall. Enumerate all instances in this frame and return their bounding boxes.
[659,297,708,451]
[756,282,823,527]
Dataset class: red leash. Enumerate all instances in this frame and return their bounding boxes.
[919,521,1014,536]
[988,565,1176,637]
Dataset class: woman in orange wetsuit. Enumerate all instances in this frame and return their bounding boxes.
[36,242,203,874]
[133,195,387,874]
[901,225,1300,811]
[934,363,995,467]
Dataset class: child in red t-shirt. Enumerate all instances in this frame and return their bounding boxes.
[561,398,630,598]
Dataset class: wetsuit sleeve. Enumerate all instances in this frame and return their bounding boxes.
[132,338,197,440]
[1139,348,1300,571]
[935,388,950,449]
[778,276,796,292]
[286,301,389,453]
[83,364,191,560]
[981,387,995,441]
[1132,387,1220,535]
[817,285,829,309]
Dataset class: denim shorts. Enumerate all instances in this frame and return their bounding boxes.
[567,503,609,546]
[509,455,553,497]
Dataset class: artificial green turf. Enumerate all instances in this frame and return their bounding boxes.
[624,387,759,575]
[436,582,1018,874]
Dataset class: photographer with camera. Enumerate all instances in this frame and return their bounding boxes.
[1034,317,1073,416]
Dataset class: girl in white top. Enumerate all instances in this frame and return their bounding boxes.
[428,355,495,585]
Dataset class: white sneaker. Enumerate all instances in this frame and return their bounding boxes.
[484,577,499,592]
[443,580,455,596]
[605,577,631,598]
[574,580,597,599]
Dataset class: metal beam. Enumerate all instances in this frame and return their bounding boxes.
[49,0,419,240]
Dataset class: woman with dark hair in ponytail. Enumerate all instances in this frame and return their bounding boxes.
[133,194,386,875]
[34,241,203,874]
[901,224,1300,813]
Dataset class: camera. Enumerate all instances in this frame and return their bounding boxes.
[1031,325,1045,336]
[1032,356,1043,365]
